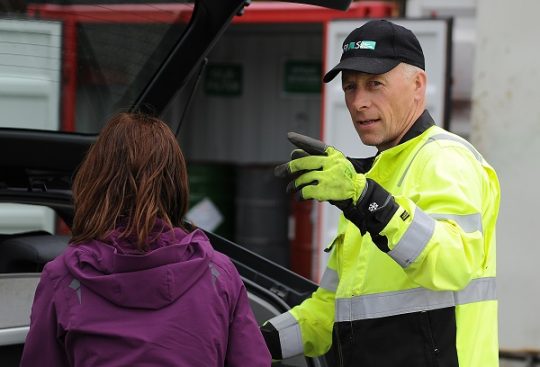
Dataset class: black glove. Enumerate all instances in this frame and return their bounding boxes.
[260,322,283,360]
[340,178,399,252]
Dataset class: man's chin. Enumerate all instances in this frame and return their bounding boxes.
[357,134,380,148]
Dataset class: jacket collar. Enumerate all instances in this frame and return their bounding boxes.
[347,110,435,173]
[397,110,435,145]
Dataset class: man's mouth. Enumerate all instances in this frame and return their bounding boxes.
[358,119,379,125]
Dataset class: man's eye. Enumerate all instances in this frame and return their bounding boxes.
[343,84,355,92]
[368,80,382,88]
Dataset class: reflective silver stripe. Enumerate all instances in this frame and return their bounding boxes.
[430,133,483,162]
[320,267,339,292]
[455,277,496,304]
[397,142,425,187]
[398,133,483,187]
[388,209,434,268]
[268,311,304,358]
[335,277,496,322]
[431,213,483,234]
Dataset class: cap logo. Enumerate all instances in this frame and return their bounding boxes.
[343,40,377,53]
[360,41,377,50]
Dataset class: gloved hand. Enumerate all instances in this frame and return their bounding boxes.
[276,132,400,244]
[275,132,367,208]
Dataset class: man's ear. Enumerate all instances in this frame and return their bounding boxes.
[414,70,427,101]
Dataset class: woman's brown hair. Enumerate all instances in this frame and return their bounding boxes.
[71,112,189,250]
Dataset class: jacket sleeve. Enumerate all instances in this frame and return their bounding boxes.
[20,266,68,367]
[225,268,272,367]
[380,143,500,291]
[264,246,339,359]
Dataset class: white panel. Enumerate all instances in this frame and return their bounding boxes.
[406,0,476,17]
[472,0,540,350]
[0,204,55,234]
[0,20,60,237]
[406,1,477,100]
[317,18,449,279]
[0,274,41,345]
[406,0,477,139]
[0,18,62,130]
[0,274,40,330]
[450,18,476,101]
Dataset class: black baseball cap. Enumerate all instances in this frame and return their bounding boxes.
[323,20,425,83]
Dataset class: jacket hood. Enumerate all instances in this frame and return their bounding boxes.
[64,223,213,309]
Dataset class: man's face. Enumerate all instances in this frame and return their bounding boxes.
[342,63,423,151]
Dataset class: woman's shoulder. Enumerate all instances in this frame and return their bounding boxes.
[40,251,71,285]
[209,249,239,278]
[188,229,238,275]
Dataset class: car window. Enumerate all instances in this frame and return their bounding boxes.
[0,0,194,133]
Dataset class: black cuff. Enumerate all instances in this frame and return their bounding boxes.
[347,156,375,174]
[342,179,399,252]
[260,322,283,360]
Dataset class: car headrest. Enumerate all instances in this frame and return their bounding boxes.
[0,233,69,273]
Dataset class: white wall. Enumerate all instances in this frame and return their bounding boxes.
[0,18,61,130]
[472,0,540,350]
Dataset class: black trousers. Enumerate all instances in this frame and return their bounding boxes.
[331,307,459,367]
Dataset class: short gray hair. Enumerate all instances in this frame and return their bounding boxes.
[401,63,423,80]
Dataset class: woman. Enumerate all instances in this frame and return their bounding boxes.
[20,113,271,366]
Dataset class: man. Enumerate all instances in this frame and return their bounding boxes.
[261,20,500,367]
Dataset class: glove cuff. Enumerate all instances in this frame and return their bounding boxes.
[260,322,283,360]
[342,179,399,252]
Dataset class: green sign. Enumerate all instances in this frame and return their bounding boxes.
[205,63,243,96]
[284,61,322,94]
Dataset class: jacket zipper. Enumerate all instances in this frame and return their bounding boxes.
[333,324,344,367]
[423,311,439,367]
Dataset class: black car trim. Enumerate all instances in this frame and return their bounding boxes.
[203,230,318,308]
[128,0,249,116]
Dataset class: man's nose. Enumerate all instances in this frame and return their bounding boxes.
[353,89,371,111]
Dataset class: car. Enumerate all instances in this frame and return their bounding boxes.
[0,0,352,365]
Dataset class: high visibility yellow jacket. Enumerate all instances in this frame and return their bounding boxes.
[267,111,500,367]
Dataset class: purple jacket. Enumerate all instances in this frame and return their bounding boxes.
[20,224,271,366]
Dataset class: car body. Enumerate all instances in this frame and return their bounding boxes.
[0,0,351,365]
